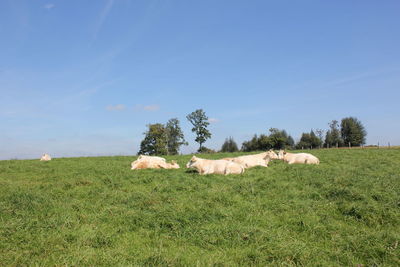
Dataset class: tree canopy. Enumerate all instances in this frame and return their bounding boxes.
[296,130,322,149]
[138,118,187,155]
[221,137,239,152]
[241,128,294,152]
[186,109,212,152]
[341,117,367,146]
[165,118,187,155]
[325,120,343,148]
[138,123,168,155]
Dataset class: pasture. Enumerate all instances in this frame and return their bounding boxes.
[0,149,399,266]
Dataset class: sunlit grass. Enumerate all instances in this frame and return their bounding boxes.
[0,149,399,266]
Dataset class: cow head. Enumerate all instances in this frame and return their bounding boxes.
[131,160,140,169]
[186,156,198,168]
[169,160,180,169]
[264,149,278,160]
[277,150,286,160]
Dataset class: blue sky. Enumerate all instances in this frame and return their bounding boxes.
[1,0,400,159]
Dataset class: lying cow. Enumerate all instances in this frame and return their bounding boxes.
[137,155,167,162]
[277,150,320,165]
[40,153,51,161]
[186,156,244,175]
[222,150,278,168]
[131,155,180,170]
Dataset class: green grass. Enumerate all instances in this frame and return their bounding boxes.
[0,149,399,266]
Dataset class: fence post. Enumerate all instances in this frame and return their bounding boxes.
[378,142,380,149]
[348,142,351,148]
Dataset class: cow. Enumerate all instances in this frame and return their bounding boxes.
[186,156,244,175]
[40,153,51,161]
[277,150,320,165]
[162,161,180,169]
[131,155,180,170]
[222,150,278,168]
[137,155,166,162]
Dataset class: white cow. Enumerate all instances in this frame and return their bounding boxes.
[131,155,180,170]
[137,155,166,162]
[222,150,278,168]
[277,150,320,165]
[40,153,51,161]
[186,156,244,175]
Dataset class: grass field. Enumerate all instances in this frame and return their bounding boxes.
[0,149,399,266]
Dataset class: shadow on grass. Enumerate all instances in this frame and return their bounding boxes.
[185,169,198,174]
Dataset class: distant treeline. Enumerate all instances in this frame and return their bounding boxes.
[138,110,367,155]
[221,117,367,152]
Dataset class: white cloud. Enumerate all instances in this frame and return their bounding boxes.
[208,118,219,123]
[93,0,115,40]
[106,104,125,111]
[43,3,55,10]
[143,104,160,111]
[134,104,160,112]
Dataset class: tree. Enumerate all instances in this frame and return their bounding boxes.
[138,123,168,155]
[241,134,259,152]
[257,134,272,150]
[325,120,343,148]
[268,128,294,149]
[165,118,187,155]
[240,128,294,151]
[221,137,239,152]
[315,129,325,148]
[286,135,295,149]
[241,134,271,151]
[186,109,212,152]
[341,117,367,146]
[296,130,321,149]
[310,130,322,148]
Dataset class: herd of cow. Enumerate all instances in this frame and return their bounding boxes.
[40,150,320,175]
[129,150,320,175]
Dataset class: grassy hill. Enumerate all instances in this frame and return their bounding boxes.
[0,149,399,266]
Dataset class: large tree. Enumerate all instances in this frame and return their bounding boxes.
[241,134,259,152]
[165,118,187,155]
[315,129,325,148]
[221,137,239,152]
[241,128,294,151]
[341,117,367,146]
[138,123,168,155]
[296,130,321,149]
[268,128,294,149]
[186,109,212,151]
[325,120,343,148]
